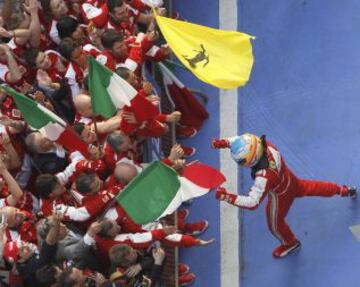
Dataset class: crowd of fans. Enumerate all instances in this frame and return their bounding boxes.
[0,0,212,286]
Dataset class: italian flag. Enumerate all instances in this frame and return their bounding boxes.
[88,57,137,119]
[2,86,89,157]
[158,63,209,131]
[117,161,226,224]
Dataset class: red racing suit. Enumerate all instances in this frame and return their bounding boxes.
[223,141,348,245]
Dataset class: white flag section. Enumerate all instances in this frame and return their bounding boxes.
[156,176,210,221]
[37,104,67,141]
[107,73,137,108]
[40,122,66,141]
[88,57,138,119]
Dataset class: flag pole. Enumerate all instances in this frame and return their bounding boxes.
[91,111,102,154]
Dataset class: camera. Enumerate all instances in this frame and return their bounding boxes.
[133,275,152,287]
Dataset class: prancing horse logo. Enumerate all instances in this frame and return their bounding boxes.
[182,44,209,69]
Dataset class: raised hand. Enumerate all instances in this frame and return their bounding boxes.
[0,116,13,127]
[0,27,12,38]
[215,187,236,204]
[122,111,137,124]
[157,7,167,16]
[146,30,159,42]
[146,95,160,106]
[211,139,230,149]
[172,159,186,170]
[23,0,39,14]
[215,187,228,200]
[142,81,153,95]
[196,238,215,246]
[159,44,171,56]
[168,143,184,161]
[152,247,166,265]
[125,264,142,278]
[166,111,181,123]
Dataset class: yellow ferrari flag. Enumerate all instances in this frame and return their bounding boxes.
[155,15,255,89]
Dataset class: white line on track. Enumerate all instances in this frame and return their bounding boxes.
[219,0,240,286]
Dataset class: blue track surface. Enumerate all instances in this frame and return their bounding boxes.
[171,1,221,287]
[174,0,360,286]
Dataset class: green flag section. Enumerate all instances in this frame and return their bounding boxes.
[1,85,65,129]
[117,161,226,225]
[1,85,88,156]
[154,13,255,89]
[87,57,137,119]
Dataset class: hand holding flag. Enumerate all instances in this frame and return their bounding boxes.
[116,161,226,225]
[88,57,160,127]
[0,85,89,157]
[87,57,138,119]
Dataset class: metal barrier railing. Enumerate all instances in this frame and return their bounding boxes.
[153,61,178,287]
[145,1,179,285]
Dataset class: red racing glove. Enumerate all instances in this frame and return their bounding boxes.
[211,139,230,149]
[215,187,237,204]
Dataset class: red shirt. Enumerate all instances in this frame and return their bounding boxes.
[44,50,68,82]
[0,58,35,91]
[64,44,101,99]
[96,43,143,74]
[103,142,139,171]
